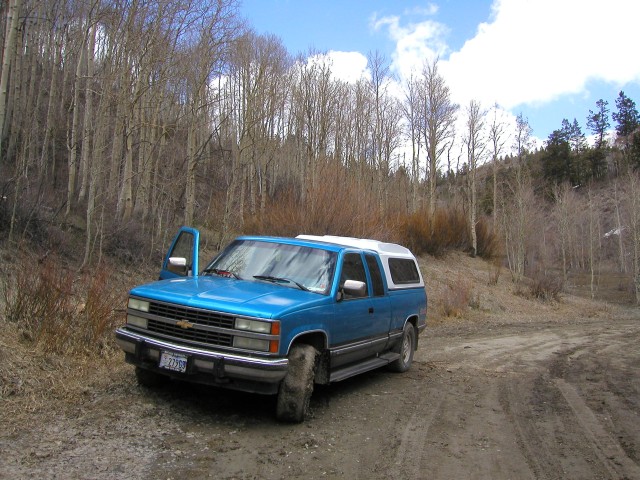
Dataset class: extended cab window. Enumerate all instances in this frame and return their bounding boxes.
[388,258,420,285]
[340,253,368,299]
[365,254,385,296]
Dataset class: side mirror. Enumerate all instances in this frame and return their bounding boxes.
[342,279,367,298]
[167,257,188,275]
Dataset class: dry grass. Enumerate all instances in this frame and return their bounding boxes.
[0,252,139,425]
[419,251,620,327]
[0,322,133,428]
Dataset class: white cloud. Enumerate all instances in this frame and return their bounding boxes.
[325,51,369,83]
[305,51,369,84]
[379,0,640,111]
[371,13,449,80]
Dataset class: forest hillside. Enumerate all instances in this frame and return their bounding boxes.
[0,0,638,306]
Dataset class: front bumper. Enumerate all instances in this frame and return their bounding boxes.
[115,327,288,394]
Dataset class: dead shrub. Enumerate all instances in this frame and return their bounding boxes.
[488,259,502,286]
[3,257,76,350]
[398,208,470,257]
[2,255,125,355]
[243,165,386,239]
[475,217,502,259]
[440,278,473,317]
[528,273,563,301]
[77,264,126,354]
[103,220,148,265]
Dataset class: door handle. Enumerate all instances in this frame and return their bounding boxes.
[368,307,374,314]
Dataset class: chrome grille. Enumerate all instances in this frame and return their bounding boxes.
[147,302,234,346]
[148,302,235,328]
[147,319,233,346]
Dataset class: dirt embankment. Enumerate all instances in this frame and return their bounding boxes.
[1,253,639,479]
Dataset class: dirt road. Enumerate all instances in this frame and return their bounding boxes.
[2,307,639,480]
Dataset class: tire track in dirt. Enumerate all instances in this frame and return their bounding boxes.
[497,379,562,480]
[554,378,640,479]
[388,373,445,480]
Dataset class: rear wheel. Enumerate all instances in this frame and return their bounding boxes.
[388,323,416,373]
[135,367,167,388]
[276,344,318,422]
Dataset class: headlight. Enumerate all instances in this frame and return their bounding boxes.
[233,336,270,352]
[127,314,148,329]
[234,318,272,333]
[128,298,150,312]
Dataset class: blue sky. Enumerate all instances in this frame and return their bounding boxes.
[240,0,640,147]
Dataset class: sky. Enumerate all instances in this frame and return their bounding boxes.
[239,0,640,149]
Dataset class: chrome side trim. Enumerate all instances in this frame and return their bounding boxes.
[329,335,388,357]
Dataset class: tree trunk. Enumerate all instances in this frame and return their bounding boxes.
[78,24,97,203]
[0,0,22,158]
[66,34,86,216]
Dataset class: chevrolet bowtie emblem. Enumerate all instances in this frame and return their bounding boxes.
[176,319,194,329]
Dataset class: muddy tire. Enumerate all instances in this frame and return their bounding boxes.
[135,367,167,388]
[276,344,318,423]
[388,323,416,373]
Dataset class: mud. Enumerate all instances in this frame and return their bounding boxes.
[1,309,639,479]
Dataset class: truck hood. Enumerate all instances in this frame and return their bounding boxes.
[129,276,330,319]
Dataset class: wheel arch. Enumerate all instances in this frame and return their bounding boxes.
[287,330,327,353]
[405,314,419,349]
[287,330,329,385]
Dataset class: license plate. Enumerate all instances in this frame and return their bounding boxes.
[159,351,188,373]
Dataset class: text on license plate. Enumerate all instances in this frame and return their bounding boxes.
[159,351,188,373]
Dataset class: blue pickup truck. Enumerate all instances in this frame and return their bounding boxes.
[116,228,428,422]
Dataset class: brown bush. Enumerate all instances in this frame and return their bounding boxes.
[2,255,125,355]
[439,277,473,317]
[243,166,387,239]
[475,217,502,260]
[397,208,470,257]
[527,272,563,301]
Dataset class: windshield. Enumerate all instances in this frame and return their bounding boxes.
[205,240,337,295]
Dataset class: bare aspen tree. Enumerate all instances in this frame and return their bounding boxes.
[350,78,373,197]
[420,59,458,217]
[612,180,627,273]
[626,171,640,303]
[401,73,422,212]
[39,21,64,180]
[552,182,577,283]
[78,22,97,203]
[586,186,602,298]
[463,100,487,257]
[67,25,87,216]
[368,51,402,217]
[502,114,534,282]
[0,0,22,158]
[183,1,239,226]
[291,53,337,201]
[488,103,507,225]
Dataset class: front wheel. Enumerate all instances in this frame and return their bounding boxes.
[276,344,318,423]
[388,323,416,373]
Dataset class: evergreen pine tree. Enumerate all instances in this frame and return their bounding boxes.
[612,91,640,138]
[587,99,610,149]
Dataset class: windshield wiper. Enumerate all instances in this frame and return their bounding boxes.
[203,267,240,279]
[253,275,310,292]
